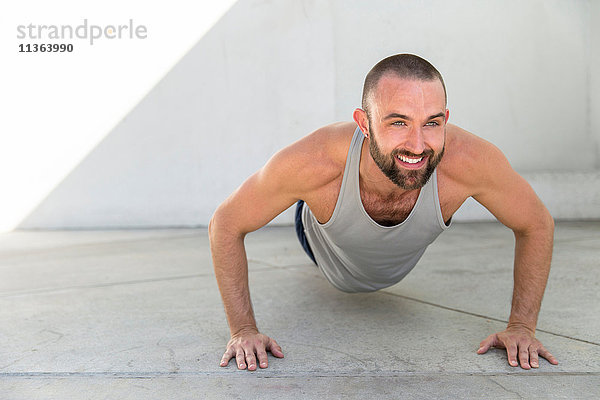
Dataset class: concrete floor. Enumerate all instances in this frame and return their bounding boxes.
[0,222,599,399]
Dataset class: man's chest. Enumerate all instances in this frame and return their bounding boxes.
[359,188,420,226]
[307,171,467,226]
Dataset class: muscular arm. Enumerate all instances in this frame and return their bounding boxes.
[509,219,554,332]
[209,149,300,370]
[468,140,558,368]
[209,126,342,370]
[209,160,298,336]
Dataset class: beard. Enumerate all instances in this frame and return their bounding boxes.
[368,127,445,190]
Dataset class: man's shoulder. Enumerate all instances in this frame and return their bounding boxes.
[439,124,507,190]
[302,121,357,154]
[264,121,356,195]
[443,124,493,160]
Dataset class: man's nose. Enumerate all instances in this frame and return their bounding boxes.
[404,127,425,155]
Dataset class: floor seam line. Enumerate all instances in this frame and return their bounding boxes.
[379,291,600,347]
[0,272,218,299]
[2,372,598,378]
[0,233,205,258]
[0,263,295,299]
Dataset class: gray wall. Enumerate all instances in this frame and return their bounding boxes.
[332,0,593,171]
[592,0,600,168]
[18,0,600,229]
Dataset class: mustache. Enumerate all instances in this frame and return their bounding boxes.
[392,149,435,158]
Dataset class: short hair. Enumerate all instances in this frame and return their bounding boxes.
[361,54,447,115]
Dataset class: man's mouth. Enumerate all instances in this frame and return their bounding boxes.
[395,154,428,169]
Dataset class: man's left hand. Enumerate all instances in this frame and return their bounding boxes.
[477,325,559,369]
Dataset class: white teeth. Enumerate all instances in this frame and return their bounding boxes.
[398,155,423,164]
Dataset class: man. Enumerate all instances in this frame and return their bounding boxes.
[209,54,558,372]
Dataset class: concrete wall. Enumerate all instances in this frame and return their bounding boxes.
[12,0,600,230]
[592,0,600,169]
[1,0,239,232]
[332,0,593,171]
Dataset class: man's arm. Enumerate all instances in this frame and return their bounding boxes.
[209,149,298,370]
[209,129,337,370]
[467,140,558,369]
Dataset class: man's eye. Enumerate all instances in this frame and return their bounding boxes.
[392,121,406,126]
[426,121,439,126]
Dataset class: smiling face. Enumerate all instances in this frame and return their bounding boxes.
[361,74,448,190]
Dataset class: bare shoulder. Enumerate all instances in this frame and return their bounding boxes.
[438,123,510,196]
[439,125,552,232]
[265,121,357,197]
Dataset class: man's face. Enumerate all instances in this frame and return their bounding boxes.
[365,75,448,190]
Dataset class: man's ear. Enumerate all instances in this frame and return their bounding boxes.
[353,108,369,138]
[445,109,450,124]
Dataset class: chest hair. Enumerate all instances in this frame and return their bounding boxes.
[359,188,420,226]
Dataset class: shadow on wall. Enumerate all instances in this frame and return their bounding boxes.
[17,0,335,230]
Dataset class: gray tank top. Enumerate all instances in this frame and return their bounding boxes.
[302,126,451,292]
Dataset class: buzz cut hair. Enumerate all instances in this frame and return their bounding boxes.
[361,54,447,116]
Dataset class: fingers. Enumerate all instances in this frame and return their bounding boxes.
[256,349,269,369]
[223,337,283,370]
[220,347,234,367]
[538,346,559,365]
[513,341,559,369]
[477,332,529,368]
[235,348,246,370]
[478,329,559,369]
[518,344,531,369]
[477,333,499,354]
[245,348,257,371]
[244,338,284,370]
[505,339,557,369]
[529,347,539,368]
[506,342,519,367]
[267,338,285,358]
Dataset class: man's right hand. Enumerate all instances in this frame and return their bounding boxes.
[220,328,284,370]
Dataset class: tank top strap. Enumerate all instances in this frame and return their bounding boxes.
[341,126,365,209]
[347,126,365,173]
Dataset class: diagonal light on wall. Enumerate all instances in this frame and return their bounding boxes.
[0,0,237,233]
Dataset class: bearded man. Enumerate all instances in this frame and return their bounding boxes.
[209,54,558,372]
